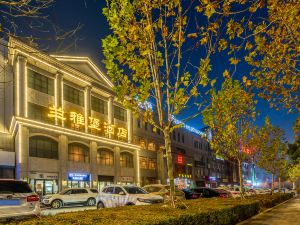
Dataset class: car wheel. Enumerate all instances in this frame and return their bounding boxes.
[126,202,135,206]
[51,200,62,209]
[87,198,96,206]
[97,201,105,209]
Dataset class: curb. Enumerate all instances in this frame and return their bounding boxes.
[237,196,298,225]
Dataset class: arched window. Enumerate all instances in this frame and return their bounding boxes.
[97,148,114,166]
[29,136,58,159]
[120,152,134,168]
[68,143,89,163]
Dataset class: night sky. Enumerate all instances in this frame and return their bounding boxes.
[44,0,298,142]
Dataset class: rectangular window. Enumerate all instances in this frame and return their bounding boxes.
[182,135,185,143]
[91,96,107,114]
[177,132,180,142]
[148,142,156,151]
[173,131,176,140]
[139,157,148,169]
[28,102,54,124]
[148,159,156,170]
[114,105,126,121]
[194,141,198,149]
[64,84,84,106]
[28,69,54,96]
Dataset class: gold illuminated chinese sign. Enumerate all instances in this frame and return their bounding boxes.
[48,106,127,140]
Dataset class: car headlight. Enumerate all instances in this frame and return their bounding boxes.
[137,198,152,203]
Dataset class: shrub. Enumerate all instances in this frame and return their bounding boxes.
[5,194,293,225]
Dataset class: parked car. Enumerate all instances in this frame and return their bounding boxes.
[143,184,185,201]
[274,188,297,196]
[181,188,201,199]
[214,188,232,198]
[182,187,221,199]
[42,188,98,209]
[227,187,241,198]
[0,179,41,220]
[96,185,164,208]
[245,189,256,196]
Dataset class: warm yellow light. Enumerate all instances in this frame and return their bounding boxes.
[15,50,90,85]
[15,117,140,150]
[51,55,114,88]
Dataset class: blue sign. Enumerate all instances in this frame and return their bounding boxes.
[68,173,90,182]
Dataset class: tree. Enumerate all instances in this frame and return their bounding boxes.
[287,163,300,189]
[0,0,82,52]
[102,0,222,206]
[200,0,300,112]
[288,138,300,164]
[255,117,287,194]
[202,76,256,197]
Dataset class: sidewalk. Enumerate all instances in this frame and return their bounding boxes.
[238,197,300,225]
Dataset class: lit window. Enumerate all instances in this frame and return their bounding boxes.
[92,96,107,114]
[139,157,148,169]
[140,139,146,149]
[97,148,114,166]
[64,84,84,106]
[148,142,156,151]
[148,159,156,170]
[120,152,133,168]
[29,136,58,159]
[68,143,89,163]
[114,105,126,121]
[28,69,54,96]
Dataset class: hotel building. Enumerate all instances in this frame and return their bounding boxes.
[0,37,236,196]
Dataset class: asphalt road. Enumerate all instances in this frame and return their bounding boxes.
[238,197,300,225]
[41,205,96,216]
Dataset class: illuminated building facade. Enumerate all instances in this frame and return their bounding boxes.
[0,37,233,195]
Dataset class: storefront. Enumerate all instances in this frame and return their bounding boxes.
[174,174,194,189]
[120,176,134,185]
[29,172,59,196]
[98,175,114,191]
[67,173,91,188]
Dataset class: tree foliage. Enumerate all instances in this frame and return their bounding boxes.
[202,76,256,196]
[102,0,223,206]
[255,117,287,193]
[199,0,300,113]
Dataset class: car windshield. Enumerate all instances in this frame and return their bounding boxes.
[0,181,32,194]
[59,189,70,195]
[123,186,148,194]
[144,186,162,193]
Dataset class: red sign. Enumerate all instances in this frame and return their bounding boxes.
[177,155,184,164]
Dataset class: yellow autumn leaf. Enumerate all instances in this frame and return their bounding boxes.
[211,79,217,86]
[223,70,230,78]
[229,57,240,65]
[187,33,198,39]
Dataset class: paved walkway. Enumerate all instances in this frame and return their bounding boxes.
[238,197,300,225]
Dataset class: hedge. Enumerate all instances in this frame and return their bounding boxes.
[5,193,293,225]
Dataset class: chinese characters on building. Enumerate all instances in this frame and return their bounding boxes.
[48,106,127,141]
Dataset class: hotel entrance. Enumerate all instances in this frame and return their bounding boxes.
[29,172,59,197]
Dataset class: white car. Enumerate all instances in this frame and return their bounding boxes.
[143,184,185,201]
[96,185,164,209]
[0,179,40,220]
[42,188,98,209]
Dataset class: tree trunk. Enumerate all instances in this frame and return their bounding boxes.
[293,182,295,190]
[163,130,175,207]
[278,177,281,191]
[271,173,275,194]
[238,159,244,198]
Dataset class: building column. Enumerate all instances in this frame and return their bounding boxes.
[90,141,98,188]
[15,125,29,180]
[85,86,91,133]
[127,109,133,143]
[55,72,63,125]
[134,149,140,186]
[108,96,114,124]
[59,135,68,190]
[16,55,27,117]
[114,146,120,184]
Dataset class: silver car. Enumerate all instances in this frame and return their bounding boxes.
[0,179,41,220]
[143,184,186,201]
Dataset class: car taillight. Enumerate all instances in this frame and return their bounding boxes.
[192,194,198,198]
[27,195,39,202]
